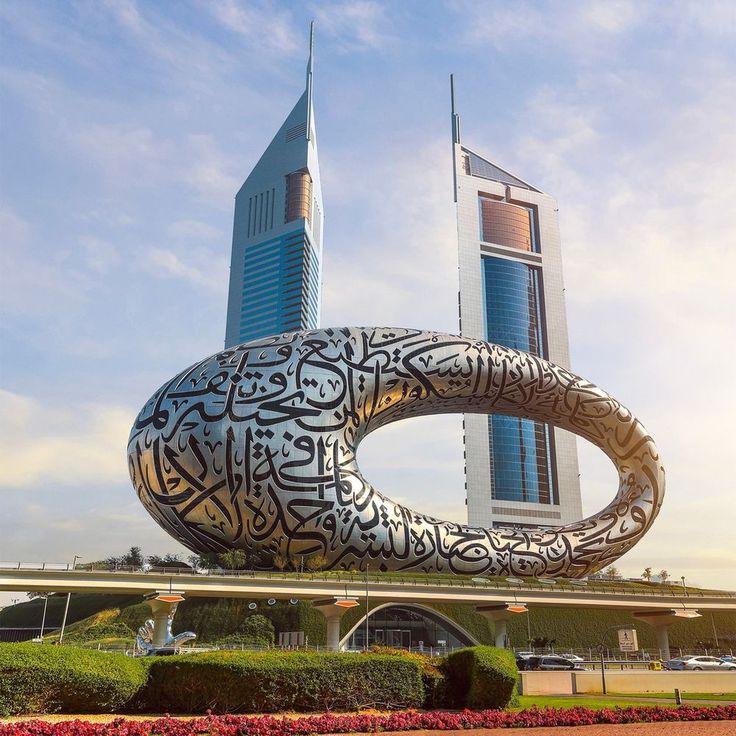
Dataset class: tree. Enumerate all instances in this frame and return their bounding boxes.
[219,549,247,570]
[604,565,620,579]
[273,553,287,571]
[659,569,670,583]
[147,553,189,569]
[188,553,218,570]
[306,554,328,572]
[105,546,144,569]
[237,614,275,645]
[642,567,653,582]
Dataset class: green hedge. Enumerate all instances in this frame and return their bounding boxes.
[141,650,424,713]
[445,646,518,709]
[0,643,146,716]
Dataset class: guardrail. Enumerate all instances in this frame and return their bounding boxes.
[1,562,734,599]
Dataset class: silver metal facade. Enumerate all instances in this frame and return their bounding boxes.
[453,118,582,529]
[128,327,664,578]
[224,30,323,349]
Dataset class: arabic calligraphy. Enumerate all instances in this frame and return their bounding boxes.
[127,327,664,577]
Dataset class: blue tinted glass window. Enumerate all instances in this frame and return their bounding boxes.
[482,256,556,504]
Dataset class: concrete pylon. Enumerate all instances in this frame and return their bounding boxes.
[144,593,184,648]
[633,609,701,661]
[313,597,358,651]
[477,604,524,649]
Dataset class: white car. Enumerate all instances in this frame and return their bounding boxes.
[560,653,585,662]
[665,655,726,671]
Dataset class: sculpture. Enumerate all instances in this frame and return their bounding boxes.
[127,327,664,577]
[135,617,196,655]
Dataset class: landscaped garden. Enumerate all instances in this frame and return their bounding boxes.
[2,642,736,734]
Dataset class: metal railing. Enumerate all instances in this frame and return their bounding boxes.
[2,561,734,599]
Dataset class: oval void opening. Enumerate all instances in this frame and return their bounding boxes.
[357,413,618,529]
[355,413,466,524]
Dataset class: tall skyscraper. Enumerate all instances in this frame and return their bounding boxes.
[451,77,582,530]
[225,24,323,348]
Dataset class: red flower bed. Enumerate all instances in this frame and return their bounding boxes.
[2,705,736,736]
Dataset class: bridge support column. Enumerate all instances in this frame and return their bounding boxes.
[634,609,701,662]
[477,604,526,649]
[313,597,358,652]
[144,592,185,649]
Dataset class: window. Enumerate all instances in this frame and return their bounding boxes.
[285,170,313,225]
[479,197,537,252]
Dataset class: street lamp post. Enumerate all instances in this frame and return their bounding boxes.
[598,624,631,695]
[58,555,81,644]
[39,593,49,642]
[364,563,370,651]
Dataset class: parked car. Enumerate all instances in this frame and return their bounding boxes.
[559,653,586,662]
[720,655,736,664]
[664,655,726,671]
[719,659,736,671]
[524,656,587,671]
[516,651,535,658]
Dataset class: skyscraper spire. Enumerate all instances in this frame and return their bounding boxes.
[306,20,315,142]
[224,20,324,349]
[450,73,461,144]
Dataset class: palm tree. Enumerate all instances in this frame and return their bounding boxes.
[659,569,670,583]
[219,549,247,570]
[642,567,653,582]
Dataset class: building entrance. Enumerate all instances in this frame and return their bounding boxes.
[345,604,475,652]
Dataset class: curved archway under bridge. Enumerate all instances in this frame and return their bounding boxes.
[340,603,478,652]
[2,565,735,658]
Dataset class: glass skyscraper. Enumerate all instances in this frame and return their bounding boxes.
[451,78,582,529]
[225,26,323,348]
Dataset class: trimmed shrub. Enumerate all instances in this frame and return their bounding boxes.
[444,646,518,709]
[237,614,275,645]
[364,646,446,708]
[141,650,424,713]
[0,643,147,716]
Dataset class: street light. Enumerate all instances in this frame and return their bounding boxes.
[58,555,81,644]
[597,624,632,695]
[39,593,49,642]
[364,564,370,651]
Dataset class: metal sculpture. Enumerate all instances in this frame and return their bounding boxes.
[127,328,664,577]
[135,617,196,655]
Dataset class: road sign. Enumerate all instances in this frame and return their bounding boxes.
[617,628,639,652]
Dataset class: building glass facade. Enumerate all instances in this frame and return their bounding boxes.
[481,256,556,504]
[238,230,320,343]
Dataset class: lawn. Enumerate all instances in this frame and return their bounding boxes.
[613,692,736,702]
[516,695,679,709]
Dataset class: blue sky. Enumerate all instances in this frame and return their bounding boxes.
[1,0,735,604]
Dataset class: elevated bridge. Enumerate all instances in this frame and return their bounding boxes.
[2,564,733,655]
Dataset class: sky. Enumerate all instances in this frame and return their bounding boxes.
[1,0,735,608]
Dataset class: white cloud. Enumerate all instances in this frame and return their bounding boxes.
[454,0,646,51]
[167,219,223,240]
[207,0,299,54]
[311,1,395,51]
[0,207,91,316]
[78,235,121,274]
[0,390,134,488]
[146,247,228,292]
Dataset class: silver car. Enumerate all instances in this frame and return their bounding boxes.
[665,655,726,671]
